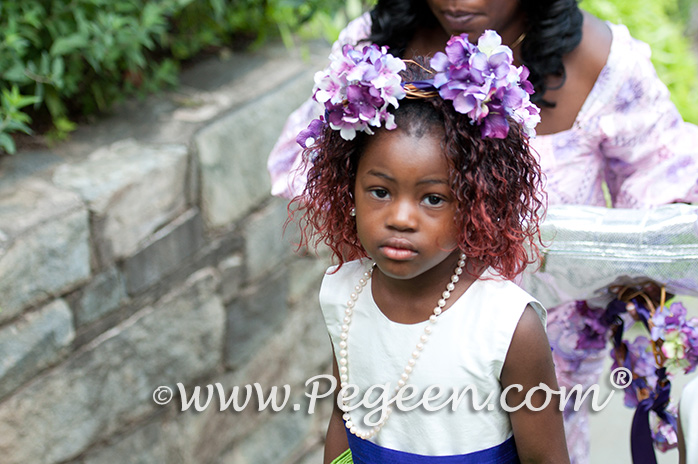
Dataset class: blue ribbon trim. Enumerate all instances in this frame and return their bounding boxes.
[403,79,438,92]
[346,428,520,464]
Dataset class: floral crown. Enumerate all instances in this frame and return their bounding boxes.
[297,30,540,148]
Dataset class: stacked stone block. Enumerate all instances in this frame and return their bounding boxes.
[0,42,331,463]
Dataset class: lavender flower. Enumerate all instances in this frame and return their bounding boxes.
[651,403,679,452]
[296,117,326,149]
[612,336,658,408]
[651,302,686,341]
[682,318,698,373]
[649,302,698,374]
[431,30,540,138]
[312,44,405,140]
[574,301,611,351]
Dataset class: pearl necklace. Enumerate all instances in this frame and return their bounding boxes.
[338,252,468,439]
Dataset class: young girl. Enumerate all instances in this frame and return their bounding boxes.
[292,33,569,463]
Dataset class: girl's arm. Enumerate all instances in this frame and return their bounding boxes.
[500,305,570,464]
[324,347,349,464]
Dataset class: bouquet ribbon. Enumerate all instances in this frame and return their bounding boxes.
[630,367,676,464]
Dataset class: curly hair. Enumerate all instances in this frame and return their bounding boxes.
[290,60,545,280]
[368,0,583,107]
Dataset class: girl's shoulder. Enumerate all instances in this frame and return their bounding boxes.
[320,259,372,301]
[323,258,369,280]
[471,273,546,329]
[318,259,373,330]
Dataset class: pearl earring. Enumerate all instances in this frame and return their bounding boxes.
[350,207,356,217]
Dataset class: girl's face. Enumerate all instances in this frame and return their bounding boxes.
[425,0,525,42]
[354,128,460,281]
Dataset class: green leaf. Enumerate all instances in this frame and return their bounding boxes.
[2,85,40,110]
[4,119,33,134]
[0,133,17,154]
[209,0,226,19]
[53,116,77,133]
[141,3,166,29]
[1,63,31,84]
[44,91,65,120]
[50,33,90,56]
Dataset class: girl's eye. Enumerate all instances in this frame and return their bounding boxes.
[369,188,389,199]
[424,195,445,206]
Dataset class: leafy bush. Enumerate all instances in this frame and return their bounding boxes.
[0,0,347,154]
[2,0,695,154]
[581,0,698,124]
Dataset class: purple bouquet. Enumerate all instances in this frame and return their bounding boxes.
[578,289,698,458]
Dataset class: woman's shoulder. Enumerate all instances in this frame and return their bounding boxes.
[577,13,659,81]
[563,11,612,95]
[565,13,657,125]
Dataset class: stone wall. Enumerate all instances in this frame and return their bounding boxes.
[0,41,332,463]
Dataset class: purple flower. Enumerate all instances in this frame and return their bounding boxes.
[431,30,540,139]
[680,317,698,373]
[648,302,698,374]
[651,403,679,452]
[573,301,612,351]
[612,336,657,408]
[311,43,405,140]
[652,302,687,340]
[296,117,326,149]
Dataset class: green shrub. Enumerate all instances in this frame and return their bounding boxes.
[3,0,694,154]
[581,0,698,124]
[0,0,346,154]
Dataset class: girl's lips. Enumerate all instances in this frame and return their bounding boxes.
[380,246,418,261]
[379,238,418,260]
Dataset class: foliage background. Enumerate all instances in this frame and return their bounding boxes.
[0,0,361,154]
[580,0,698,124]
[0,0,696,154]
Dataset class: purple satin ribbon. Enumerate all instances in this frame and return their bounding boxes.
[605,299,627,348]
[403,80,437,91]
[346,430,520,464]
[630,368,675,464]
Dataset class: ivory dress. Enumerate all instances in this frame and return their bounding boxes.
[320,260,546,463]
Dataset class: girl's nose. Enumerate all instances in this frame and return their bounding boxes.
[387,199,418,231]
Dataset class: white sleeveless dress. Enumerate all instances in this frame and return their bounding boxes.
[320,259,546,462]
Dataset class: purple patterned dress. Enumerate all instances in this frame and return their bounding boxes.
[267,13,698,463]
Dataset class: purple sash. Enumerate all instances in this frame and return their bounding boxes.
[346,429,520,464]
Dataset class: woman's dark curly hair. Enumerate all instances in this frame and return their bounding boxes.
[368,0,583,107]
[290,60,545,280]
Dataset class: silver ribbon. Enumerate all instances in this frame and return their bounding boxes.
[522,204,698,308]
